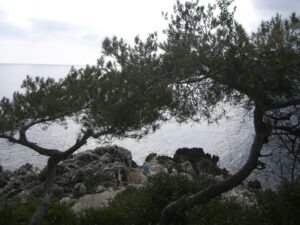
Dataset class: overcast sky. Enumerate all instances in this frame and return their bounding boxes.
[0,0,299,65]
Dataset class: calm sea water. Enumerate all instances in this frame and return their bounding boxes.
[0,64,285,187]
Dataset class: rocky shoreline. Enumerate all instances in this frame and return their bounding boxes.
[0,146,261,211]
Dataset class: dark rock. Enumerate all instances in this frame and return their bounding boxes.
[157,156,175,173]
[174,147,205,163]
[145,153,157,162]
[177,161,196,176]
[0,177,7,188]
[212,155,220,163]
[194,158,222,176]
[0,172,9,188]
[0,163,42,203]
[76,152,99,164]
[131,160,138,168]
[157,155,173,164]
[247,180,262,190]
[173,147,224,176]
[15,163,39,176]
[74,183,87,195]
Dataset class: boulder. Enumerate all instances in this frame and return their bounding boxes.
[128,168,148,185]
[71,189,124,213]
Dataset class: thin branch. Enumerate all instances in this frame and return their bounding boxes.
[266,99,300,110]
[21,109,86,133]
[0,134,62,157]
[61,131,92,158]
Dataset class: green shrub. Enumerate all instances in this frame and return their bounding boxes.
[2,176,299,225]
[186,199,261,225]
[256,180,300,225]
[75,174,211,225]
[0,198,74,225]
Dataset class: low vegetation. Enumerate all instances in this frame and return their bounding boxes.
[1,175,299,225]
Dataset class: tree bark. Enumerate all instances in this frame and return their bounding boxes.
[158,107,271,225]
[28,157,59,225]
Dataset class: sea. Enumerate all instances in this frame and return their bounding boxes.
[0,63,289,188]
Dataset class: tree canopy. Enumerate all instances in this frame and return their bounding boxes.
[98,0,299,223]
[0,41,172,224]
[0,0,299,224]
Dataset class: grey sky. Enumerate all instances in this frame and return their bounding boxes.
[0,17,100,42]
[0,0,298,65]
[252,0,300,14]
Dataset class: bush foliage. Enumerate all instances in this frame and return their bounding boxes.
[1,175,300,225]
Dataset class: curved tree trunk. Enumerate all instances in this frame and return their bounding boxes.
[158,107,271,225]
[28,157,59,225]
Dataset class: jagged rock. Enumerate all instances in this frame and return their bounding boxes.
[0,145,133,204]
[52,184,65,197]
[157,156,175,173]
[76,152,99,164]
[74,183,87,195]
[0,164,41,203]
[177,161,196,176]
[99,152,113,163]
[1,146,259,209]
[0,174,7,188]
[15,163,40,176]
[145,153,157,162]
